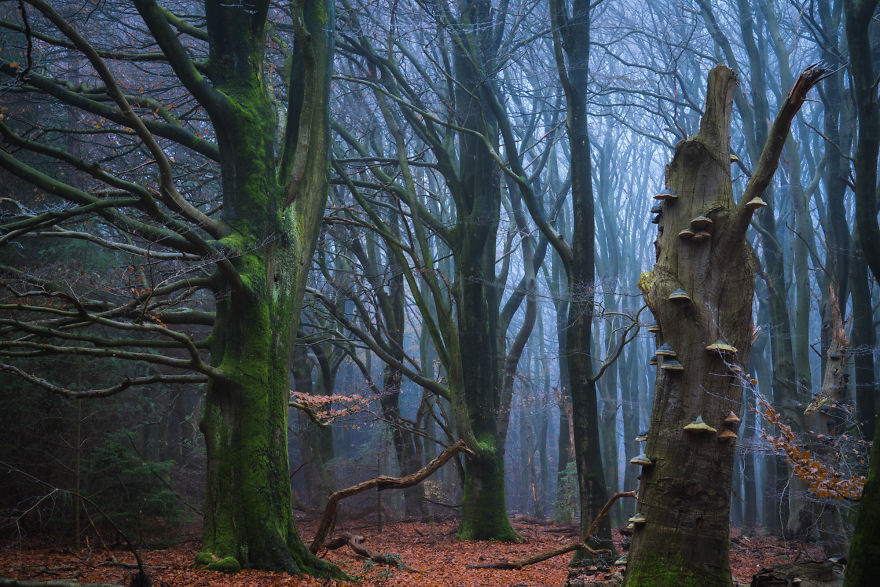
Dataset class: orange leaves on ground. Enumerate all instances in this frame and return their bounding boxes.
[0,520,831,585]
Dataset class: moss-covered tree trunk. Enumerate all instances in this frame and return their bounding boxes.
[844,0,880,583]
[625,64,823,586]
[146,0,341,575]
[449,0,518,542]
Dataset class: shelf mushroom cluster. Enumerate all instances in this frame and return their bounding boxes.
[679,215,713,242]
[650,189,677,225]
[655,341,684,372]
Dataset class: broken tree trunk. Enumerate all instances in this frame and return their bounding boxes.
[624,64,826,586]
[799,290,850,556]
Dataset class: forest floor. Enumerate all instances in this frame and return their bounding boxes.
[0,516,826,586]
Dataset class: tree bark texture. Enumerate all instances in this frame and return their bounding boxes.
[625,63,824,585]
[844,0,880,582]
[193,0,340,576]
[449,0,518,542]
[550,0,611,556]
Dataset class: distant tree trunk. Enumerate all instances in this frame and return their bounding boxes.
[451,0,517,542]
[549,0,612,557]
[292,346,335,509]
[753,287,779,534]
[621,344,641,508]
[801,304,849,557]
[625,64,822,585]
[377,213,427,519]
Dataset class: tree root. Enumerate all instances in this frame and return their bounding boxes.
[467,490,637,570]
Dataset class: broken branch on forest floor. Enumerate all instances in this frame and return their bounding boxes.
[309,439,473,553]
[467,490,637,570]
[324,532,420,570]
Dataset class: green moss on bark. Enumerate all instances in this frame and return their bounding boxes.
[625,552,712,587]
[205,556,242,574]
[457,446,522,542]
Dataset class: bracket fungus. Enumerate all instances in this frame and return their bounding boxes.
[653,189,678,201]
[745,196,767,210]
[660,358,684,371]
[614,556,628,566]
[692,230,712,242]
[647,323,661,333]
[678,228,695,239]
[651,204,662,214]
[723,411,741,426]
[683,415,717,434]
[635,431,648,443]
[655,342,676,357]
[668,288,692,302]
[718,429,738,441]
[706,340,738,354]
[649,354,658,366]
[630,453,653,466]
[690,216,713,229]
[651,214,661,224]
[730,153,740,163]
[628,513,647,525]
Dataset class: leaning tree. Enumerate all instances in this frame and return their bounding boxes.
[624,64,825,585]
[0,0,341,576]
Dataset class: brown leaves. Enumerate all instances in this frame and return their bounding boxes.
[0,519,835,585]
[756,399,866,501]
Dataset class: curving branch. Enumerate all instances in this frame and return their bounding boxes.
[729,63,830,242]
[0,363,208,399]
[309,439,473,553]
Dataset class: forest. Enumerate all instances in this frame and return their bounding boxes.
[0,0,878,585]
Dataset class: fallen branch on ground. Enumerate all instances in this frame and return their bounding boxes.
[324,532,419,570]
[309,439,473,553]
[467,490,637,570]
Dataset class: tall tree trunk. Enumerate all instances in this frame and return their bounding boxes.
[802,306,849,557]
[292,346,335,509]
[625,64,822,585]
[843,0,880,583]
[850,249,876,440]
[549,0,611,557]
[451,0,517,541]
[190,0,341,575]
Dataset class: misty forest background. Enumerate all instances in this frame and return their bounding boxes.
[0,0,879,575]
